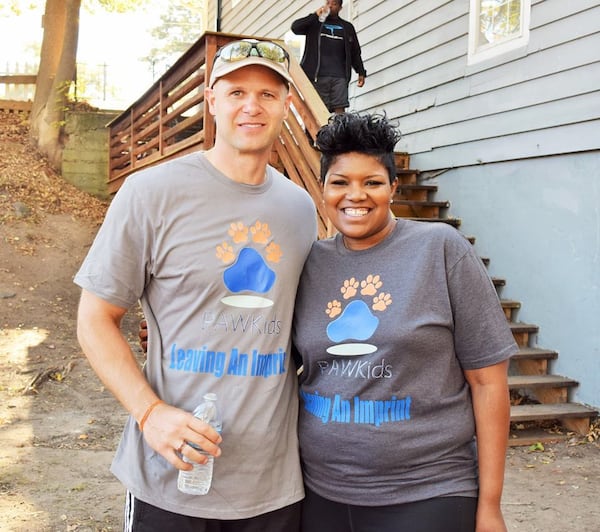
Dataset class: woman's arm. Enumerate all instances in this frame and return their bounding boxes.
[464,359,510,532]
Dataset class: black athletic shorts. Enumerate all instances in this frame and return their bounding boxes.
[124,491,301,532]
[314,76,349,112]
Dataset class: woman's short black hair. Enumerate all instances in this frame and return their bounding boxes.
[315,112,401,183]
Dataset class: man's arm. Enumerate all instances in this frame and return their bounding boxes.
[464,359,510,532]
[348,23,367,79]
[77,289,221,469]
[291,13,318,34]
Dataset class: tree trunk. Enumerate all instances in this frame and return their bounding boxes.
[30,0,66,141]
[30,0,81,169]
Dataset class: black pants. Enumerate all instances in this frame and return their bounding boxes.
[301,486,476,532]
[124,492,301,532]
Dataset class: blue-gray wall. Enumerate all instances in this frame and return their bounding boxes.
[434,154,600,408]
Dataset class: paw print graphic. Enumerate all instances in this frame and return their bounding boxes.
[216,241,235,263]
[326,300,342,319]
[265,242,282,263]
[228,222,249,243]
[326,274,393,348]
[218,220,282,298]
[372,292,392,312]
[251,221,271,244]
[361,274,382,296]
[341,277,359,299]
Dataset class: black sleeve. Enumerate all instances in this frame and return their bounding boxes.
[349,24,367,77]
[291,13,319,35]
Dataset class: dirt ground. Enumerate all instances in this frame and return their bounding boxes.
[0,110,599,531]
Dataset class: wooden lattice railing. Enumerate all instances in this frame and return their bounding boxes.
[107,31,331,238]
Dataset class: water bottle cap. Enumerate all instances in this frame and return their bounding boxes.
[203,392,217,402]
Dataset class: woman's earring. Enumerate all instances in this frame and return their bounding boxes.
[389,198,393,204]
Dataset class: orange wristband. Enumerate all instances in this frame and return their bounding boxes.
[138,399,164,432]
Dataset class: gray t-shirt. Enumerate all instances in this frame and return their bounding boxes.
[293,220,517,506]
[75,152,317,518]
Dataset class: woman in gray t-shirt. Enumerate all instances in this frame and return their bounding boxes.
[293,112,517,532]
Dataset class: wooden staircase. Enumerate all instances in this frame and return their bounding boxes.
[391,157,598,445]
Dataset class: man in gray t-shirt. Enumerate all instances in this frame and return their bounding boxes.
[75,40,316,530]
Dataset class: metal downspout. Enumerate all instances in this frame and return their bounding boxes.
[216,0,222,31]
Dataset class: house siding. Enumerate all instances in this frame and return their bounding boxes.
[212,0,600,409]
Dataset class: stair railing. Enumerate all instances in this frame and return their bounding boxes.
[107,31,331,238]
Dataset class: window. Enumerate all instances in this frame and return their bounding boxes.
[468,0,531,64]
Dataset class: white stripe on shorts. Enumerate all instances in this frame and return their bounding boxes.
[124,491,135,532]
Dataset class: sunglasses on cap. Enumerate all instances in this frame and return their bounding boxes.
[214,40,290,69]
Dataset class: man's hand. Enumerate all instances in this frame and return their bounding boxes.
[141,401,222,471]
[357,75,365,88]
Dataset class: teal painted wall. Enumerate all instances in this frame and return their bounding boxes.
[434,152,600,409]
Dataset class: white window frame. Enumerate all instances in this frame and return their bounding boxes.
[468,0,531,65]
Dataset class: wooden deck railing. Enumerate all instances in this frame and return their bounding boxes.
[107,31,331,237]
[0,74,37,111]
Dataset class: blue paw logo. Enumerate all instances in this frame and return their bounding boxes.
[216,221,282,308]
[325,275,392,356]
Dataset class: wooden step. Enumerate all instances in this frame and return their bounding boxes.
[391,199,449,218]
[509,374,578,404]
[510,402,598,438]
[396,184,437,201]
[511,346,558,361]
[509,322,538,347]
[401,217,461,228]
[394,152,410,170]
[509,374,578,390]
[511,346,558,375]
[395,168,419,185]
[492,277,506,289]
[501,299,521,320]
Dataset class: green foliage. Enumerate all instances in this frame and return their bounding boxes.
[85,0,145,14]
[141,1,204,77]
[0,2,38,17]
[1,0,145,18]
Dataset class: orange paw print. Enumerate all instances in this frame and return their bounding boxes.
[326,300,342,318]
[228,222,248,243]
[216,241,235,263]
[341,278,359,299]
[251,221,271,244]
[265,242,282,263]
[372,292,392,312]
[360,274,382,296]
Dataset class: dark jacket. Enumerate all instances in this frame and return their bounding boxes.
[291,13,367,83]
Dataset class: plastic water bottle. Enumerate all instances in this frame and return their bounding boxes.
[318,6,330,22]
[177,393,222,495]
